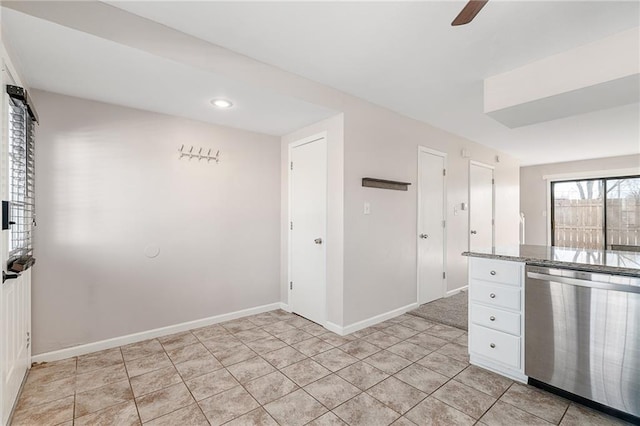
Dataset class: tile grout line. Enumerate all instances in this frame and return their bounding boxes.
[118,346,144,425]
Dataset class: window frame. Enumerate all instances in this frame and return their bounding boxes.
[550,174,640,250]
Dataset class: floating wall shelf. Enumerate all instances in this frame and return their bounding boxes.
[362,178,411,191]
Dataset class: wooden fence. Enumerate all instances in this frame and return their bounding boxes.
[553,198,639,250]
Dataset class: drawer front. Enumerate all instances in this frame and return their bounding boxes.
[470,324,521,369]
[470,258,522,286]
[471,281,521,311]
[470,303,521,336]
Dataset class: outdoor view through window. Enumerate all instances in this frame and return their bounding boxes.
[552,176,640,251]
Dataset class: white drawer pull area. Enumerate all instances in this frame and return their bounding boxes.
[470,303,521,335]
[470,324,521,369]
[470,258,521,286]
[471,281,521,311]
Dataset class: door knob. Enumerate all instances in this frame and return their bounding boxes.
[419,234,429,239]
[314,238,323,245]
[470,230,477,235]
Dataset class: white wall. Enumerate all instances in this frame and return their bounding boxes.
[281,102,520,330]
[341,101,520,326]
[31,90,282,355]
[521,154,640,246]
[9,4,522,336]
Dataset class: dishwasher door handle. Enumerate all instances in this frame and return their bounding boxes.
[526,272,640,294]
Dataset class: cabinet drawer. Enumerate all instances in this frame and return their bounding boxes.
[470,324,520,369]
[470,258,522,286]
[470,303,521,336]
[471,281,521,311]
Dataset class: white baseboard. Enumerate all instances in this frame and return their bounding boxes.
[446,285,468,297]
[327,302,419,336]
[279,303,291,313]
[32,302,283,363]
[324,321,343,335]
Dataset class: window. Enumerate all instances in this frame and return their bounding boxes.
[6,85,36,268]
[551,176,640,251]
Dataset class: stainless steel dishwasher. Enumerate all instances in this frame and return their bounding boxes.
[525,265,640,420]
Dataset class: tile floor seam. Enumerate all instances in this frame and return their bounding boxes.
[497,397,561,425]
[119,355,144,426]
[556,402,572,425]
[471,378,519,424]
[151,337,206,425]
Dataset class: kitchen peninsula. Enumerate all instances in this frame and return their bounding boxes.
[463,244,639,422]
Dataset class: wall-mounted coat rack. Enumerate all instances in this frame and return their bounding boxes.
[362,177,411,191]
[179,145,220,163]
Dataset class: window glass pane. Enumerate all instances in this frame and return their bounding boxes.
[552,179,604,249]
[606,177,640,252]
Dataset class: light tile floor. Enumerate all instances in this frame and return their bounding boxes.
[11,310,632,425]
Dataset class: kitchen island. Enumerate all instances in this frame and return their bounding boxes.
[463,244,639,422]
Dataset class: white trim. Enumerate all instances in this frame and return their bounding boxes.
[468,160,495,250]
[328,302,419,336]
[470,355,528,384]
[543,167,640,244]
[546,179,552,245]
[446,285,468,297]
[279,303,291,313]
[416,146,448,306]
[542,167,640,182]
[32,302,282,363]
[324,321,343,335]
[287,132,328,326]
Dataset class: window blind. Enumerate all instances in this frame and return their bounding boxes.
[6,85,37,269]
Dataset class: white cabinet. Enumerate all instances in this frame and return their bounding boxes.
[468,257,527,382]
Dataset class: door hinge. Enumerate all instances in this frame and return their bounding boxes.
[492,219,495,225]
[290,222,293,230]
[443,169,446,176]
[492,178,495,185]
[289,281,293,290]
[290,162,293,171]
[442,220,446,228]
[443,272,446,279]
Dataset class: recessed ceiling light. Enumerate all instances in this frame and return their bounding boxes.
[211,98,233,109]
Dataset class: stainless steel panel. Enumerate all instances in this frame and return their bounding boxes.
[525,267,640,418]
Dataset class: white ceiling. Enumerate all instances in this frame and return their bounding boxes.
[108,1,640,165]
[1,8,337,136]
[3,2,639,164]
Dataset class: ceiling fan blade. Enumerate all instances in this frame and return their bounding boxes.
[451,0,489,26]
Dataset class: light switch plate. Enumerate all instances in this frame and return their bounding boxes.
[364,202,371,215]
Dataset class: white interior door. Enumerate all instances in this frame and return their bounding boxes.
[418,148,446,305]
[469,162,494,251]
[1,65,31,425]
[2,271,30,426]
[289,136,327,325]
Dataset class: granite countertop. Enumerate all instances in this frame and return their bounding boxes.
[463,244,640,277]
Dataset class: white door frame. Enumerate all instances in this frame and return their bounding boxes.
[1,56,31,426]
[468,160,495,250]
[416,146,448,305]
[287,132,328,326]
